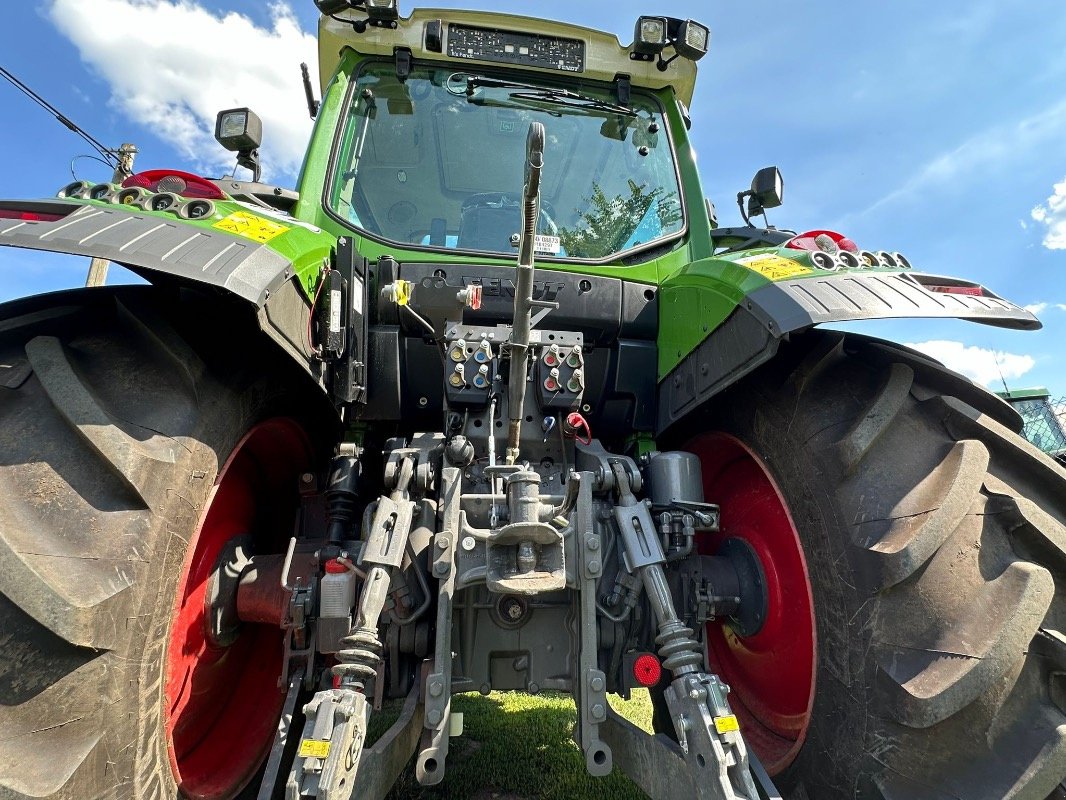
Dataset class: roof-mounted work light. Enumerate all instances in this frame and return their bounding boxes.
[675,20,710,61]
[364,0,398,22]
[631,16,711,70]
[633,16,668,55]
[313,0,352,13]
[313,0,399,24]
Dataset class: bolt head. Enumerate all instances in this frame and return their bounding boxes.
[591,703,605,719]
[429,681,444,697]
[427,709,443,726]
[590,676,605,692]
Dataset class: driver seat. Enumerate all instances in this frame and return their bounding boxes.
[457,193,519,252]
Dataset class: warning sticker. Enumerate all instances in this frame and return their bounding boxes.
[736,254,812,281]
[713,715,740,735]
[297,739,331,759]
[534,234,561,255]
[213,210,290,243]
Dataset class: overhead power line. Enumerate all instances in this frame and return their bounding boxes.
[0,65,118,168]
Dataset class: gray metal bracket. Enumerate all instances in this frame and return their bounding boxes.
[601,705,768,800]
[350,680,426,800]
[361,497,415,569]
[416,466,461,785]
[571,472,612,775]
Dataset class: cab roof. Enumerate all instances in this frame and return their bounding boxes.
[318,7,699,105]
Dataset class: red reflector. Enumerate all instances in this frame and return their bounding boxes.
[0,209,67,222]
[122,169,226,200]
[633,653,662,687]
[785,229,859,254]
[926,285,982,296]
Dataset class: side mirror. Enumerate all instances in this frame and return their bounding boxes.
[738,166,783,224]
[215,108,263,182]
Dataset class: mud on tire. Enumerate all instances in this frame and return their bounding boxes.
[0,287,325,799]
[671,330,1066,800]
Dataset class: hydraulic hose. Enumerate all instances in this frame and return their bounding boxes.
[505,122,545,465]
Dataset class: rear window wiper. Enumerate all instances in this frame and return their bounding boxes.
[458,74,637,117]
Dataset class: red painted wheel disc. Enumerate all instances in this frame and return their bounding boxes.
[165,418,311,799]
[686,432,816,775]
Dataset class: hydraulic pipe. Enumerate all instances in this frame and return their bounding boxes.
[505,121,545,465]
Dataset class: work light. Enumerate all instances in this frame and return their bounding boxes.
[675,20,710,61]
[214,108,262,153]
[633,16,668,54]
[365,0,398,22]
[313,0,352,14]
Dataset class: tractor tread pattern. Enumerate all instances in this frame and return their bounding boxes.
[853,439,990,590]
[835,362,913,474]
[0,287,289,800]
[25,335,179,508]
[691,331,1066,800]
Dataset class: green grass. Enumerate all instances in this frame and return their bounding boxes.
[383,690,654,800]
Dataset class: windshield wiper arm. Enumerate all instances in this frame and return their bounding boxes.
[507,90,637,117]
[461,74,636,116]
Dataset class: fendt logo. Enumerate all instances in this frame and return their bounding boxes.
[462,276,567,302]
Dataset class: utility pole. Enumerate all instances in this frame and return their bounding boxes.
[85,143,137,288]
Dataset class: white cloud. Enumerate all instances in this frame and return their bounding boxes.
[904,340,1035,388]
[1031,178,1066,250]
[1024,302,1048,314]
[48,0,316,180]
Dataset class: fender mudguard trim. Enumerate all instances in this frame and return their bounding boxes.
[1,199,328,395]
[0,201,293,306]
[749,270,1038,334]
[657,270,1039,434]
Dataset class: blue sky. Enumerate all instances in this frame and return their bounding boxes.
[3,0,1066,393]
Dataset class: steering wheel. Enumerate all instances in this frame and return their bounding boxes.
[461,192,559,235]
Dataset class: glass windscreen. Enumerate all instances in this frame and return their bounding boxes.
[329,63,685,261]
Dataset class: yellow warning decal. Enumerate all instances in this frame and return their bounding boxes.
[736,254,812,281]
[713,715,740,734]
[213,210,290,243]
[297,739,331,759]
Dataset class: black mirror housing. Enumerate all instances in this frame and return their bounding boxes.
[750,166,783,210]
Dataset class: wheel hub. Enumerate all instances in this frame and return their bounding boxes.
[686,431,816,776]
[165,418,311,800]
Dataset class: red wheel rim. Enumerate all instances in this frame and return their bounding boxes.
[685,432,816,775]
[166,418,312,799]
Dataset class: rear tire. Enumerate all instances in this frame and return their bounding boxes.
[0,287,325,799]
[668,330,1066,800]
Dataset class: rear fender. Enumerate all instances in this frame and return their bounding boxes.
[657,251,1039,434]
[0,197,335,394]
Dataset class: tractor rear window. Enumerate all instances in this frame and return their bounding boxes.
[328,63,685,262]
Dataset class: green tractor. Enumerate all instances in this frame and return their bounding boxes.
[1,3,1063,799]
[998,387,1066,466]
